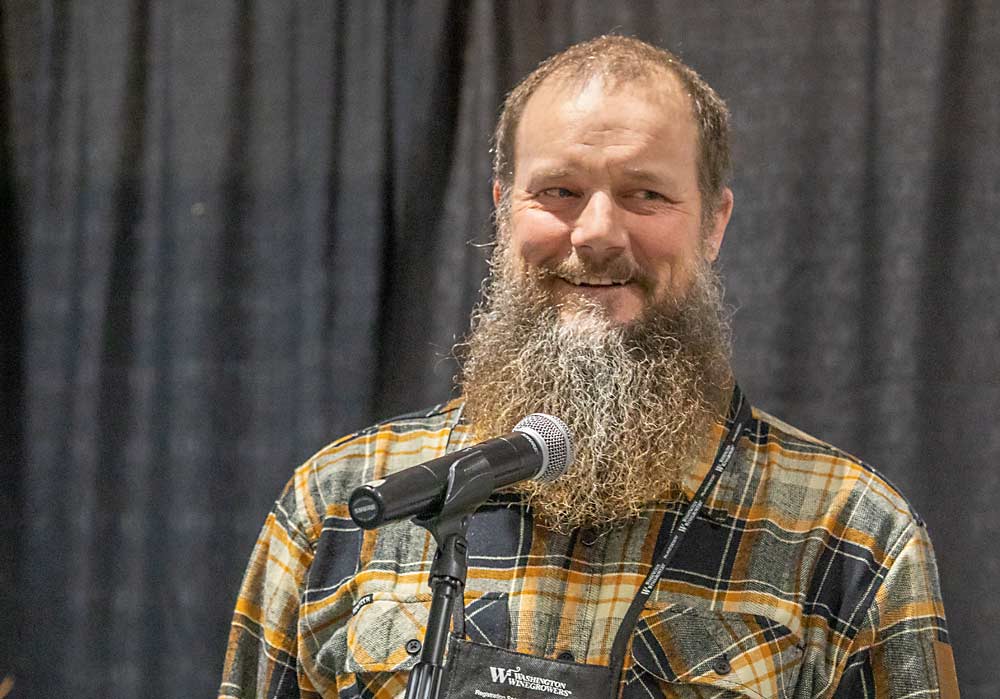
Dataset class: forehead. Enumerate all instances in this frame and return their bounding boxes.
[513,69,698,176]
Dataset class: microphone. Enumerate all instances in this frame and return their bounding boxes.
[348,413,574,529]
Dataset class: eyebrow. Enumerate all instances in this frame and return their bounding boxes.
[621,168,668,186]
[529,167,575,181]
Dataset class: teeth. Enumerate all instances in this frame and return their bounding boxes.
[560,275,629,286]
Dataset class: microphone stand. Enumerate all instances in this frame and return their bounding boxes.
[404,453,497,699]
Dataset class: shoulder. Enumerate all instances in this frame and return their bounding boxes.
[746,406,923,555]
[276,399,470,543]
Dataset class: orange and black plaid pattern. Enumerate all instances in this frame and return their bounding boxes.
[219,400,956,698]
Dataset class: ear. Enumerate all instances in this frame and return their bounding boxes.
[703,187,734,263]
[492,180,503,207]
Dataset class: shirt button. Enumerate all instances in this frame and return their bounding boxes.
[708,508,730,527]
[557,651,575,662]
[405,639,422,655]
[712,655,731,675]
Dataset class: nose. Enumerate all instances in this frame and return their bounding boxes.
[571,191,627,263]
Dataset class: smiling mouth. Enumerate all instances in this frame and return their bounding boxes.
[557,276,631,287]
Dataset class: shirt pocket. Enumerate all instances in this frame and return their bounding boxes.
[628,604,804,699]
[340,595,428,674]
[316,591,511,681]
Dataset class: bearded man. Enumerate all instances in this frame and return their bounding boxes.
[220,36,958,699]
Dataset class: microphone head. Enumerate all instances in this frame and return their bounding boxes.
[513,413,574,481]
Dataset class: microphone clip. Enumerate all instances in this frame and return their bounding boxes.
[413,451,497,556]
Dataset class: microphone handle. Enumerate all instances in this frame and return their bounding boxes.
[349,433,542,528]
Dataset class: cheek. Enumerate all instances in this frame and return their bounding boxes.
[510,210,572,266]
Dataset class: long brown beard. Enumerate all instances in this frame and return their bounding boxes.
[457,240,733,533]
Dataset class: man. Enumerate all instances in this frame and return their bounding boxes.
[220,36,958,699]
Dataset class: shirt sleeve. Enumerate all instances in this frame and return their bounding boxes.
[219,478,321,699]
[833,521,959,699]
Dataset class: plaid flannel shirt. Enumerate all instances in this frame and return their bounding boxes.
[219,399,958,699]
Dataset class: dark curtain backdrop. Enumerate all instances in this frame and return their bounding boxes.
[2,1,998,697]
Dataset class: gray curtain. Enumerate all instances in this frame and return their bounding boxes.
[3,1,998,697]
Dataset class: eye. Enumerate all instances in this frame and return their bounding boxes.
[632,189,666,201]
[539,187,579,199]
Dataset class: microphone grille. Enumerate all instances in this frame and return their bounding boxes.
[513,413,574,482]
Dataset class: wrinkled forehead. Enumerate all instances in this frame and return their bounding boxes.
[524,64,690,127]
[514,69,695,158]
[512,69,699,178]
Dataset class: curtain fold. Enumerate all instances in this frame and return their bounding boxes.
[3,1,998,696]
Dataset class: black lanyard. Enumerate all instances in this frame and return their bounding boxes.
[606,384,753,683]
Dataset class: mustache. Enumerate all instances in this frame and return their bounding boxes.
[535,252,656,293]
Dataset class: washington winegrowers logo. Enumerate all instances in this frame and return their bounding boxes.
[487,666,573,696]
